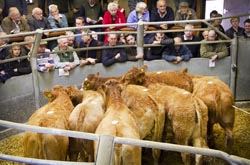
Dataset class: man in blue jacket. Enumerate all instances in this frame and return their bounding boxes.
[102,33,127,67]
[162,37,192,64]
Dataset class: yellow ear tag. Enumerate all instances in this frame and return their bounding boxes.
[46,93,52,98]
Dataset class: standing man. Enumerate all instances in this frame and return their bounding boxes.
[162,37,192,64]
[78,29,103,66]
[200,29,228,61]
[243,18,250,38]
[181,24,201,58]
[225,17,244,39]
[102,33,127,66]
[52,37,79,71]
[124,34,144,61]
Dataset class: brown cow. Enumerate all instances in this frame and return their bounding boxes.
[23,85,75,161]
[94,79,141,165]
[83,72,119,91]
[120,67,208,165]
[68,89,105,162]
[192,76,235,149]
[147,83,208,165]
[121,84,165,164]
[83,65,193,92]
[119,65,192,91]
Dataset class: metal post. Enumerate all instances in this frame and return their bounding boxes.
[230,34,238,97]
[30,29,43,109]
[95,135,115,165]
[136,19,145,68]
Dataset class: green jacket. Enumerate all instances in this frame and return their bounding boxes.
[1,16,30,34]
[200,40,229,59]
[53,46,74,62]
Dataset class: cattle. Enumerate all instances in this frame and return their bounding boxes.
[83,72,119,90]
[147,83,208,165]
[191,76,235,149]
[145,68,193,92]
[84,71,166,164]
[23,85,75,161]
[120,67,208,165]
[68,89,105,162]
[121,84,165,164]
[83,65,193,92]
[94,79,141,165]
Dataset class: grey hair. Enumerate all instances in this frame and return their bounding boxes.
[107,2,118,11]
[57,36,68,43]
[48,4,58,12]
[135,2,147,12]
[184,24,194,29]
[32,7,42,15]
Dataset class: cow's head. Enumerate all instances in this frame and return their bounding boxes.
[120,65,148,85]
[82,72,100,90]
[66,86,83,106]
[43,85,66,102]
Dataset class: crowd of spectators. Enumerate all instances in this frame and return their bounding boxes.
[0,0,250,83]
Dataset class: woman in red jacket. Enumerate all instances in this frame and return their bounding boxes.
[102,2,126,43]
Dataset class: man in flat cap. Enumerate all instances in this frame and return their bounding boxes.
[175,1,198,27]
[174,0,196,11]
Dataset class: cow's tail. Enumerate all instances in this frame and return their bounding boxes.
[193,96,209,148]
[146,94,165,163]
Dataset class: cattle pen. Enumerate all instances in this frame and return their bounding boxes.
[1,16,250,164]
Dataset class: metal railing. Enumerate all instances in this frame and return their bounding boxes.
[0,119,250,165]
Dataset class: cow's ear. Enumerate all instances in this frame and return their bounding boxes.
[182,68,188,74]
[141,65,148,72]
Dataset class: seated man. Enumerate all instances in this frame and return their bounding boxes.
[37,40,55,72]
[28,7,51,32]
[162,37,192,64]
[124,34,144,61]
[78,29,103,66]
[52,37,79,72]
[1,7,30,34]
[225,17,244,39]
[181,24,201,58]
[102,33,127,67]
[200,29,229,61]
[175,2,198,27]
[150,0,174,30]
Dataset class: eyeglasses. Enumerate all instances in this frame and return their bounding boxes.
[35,13,43,16]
